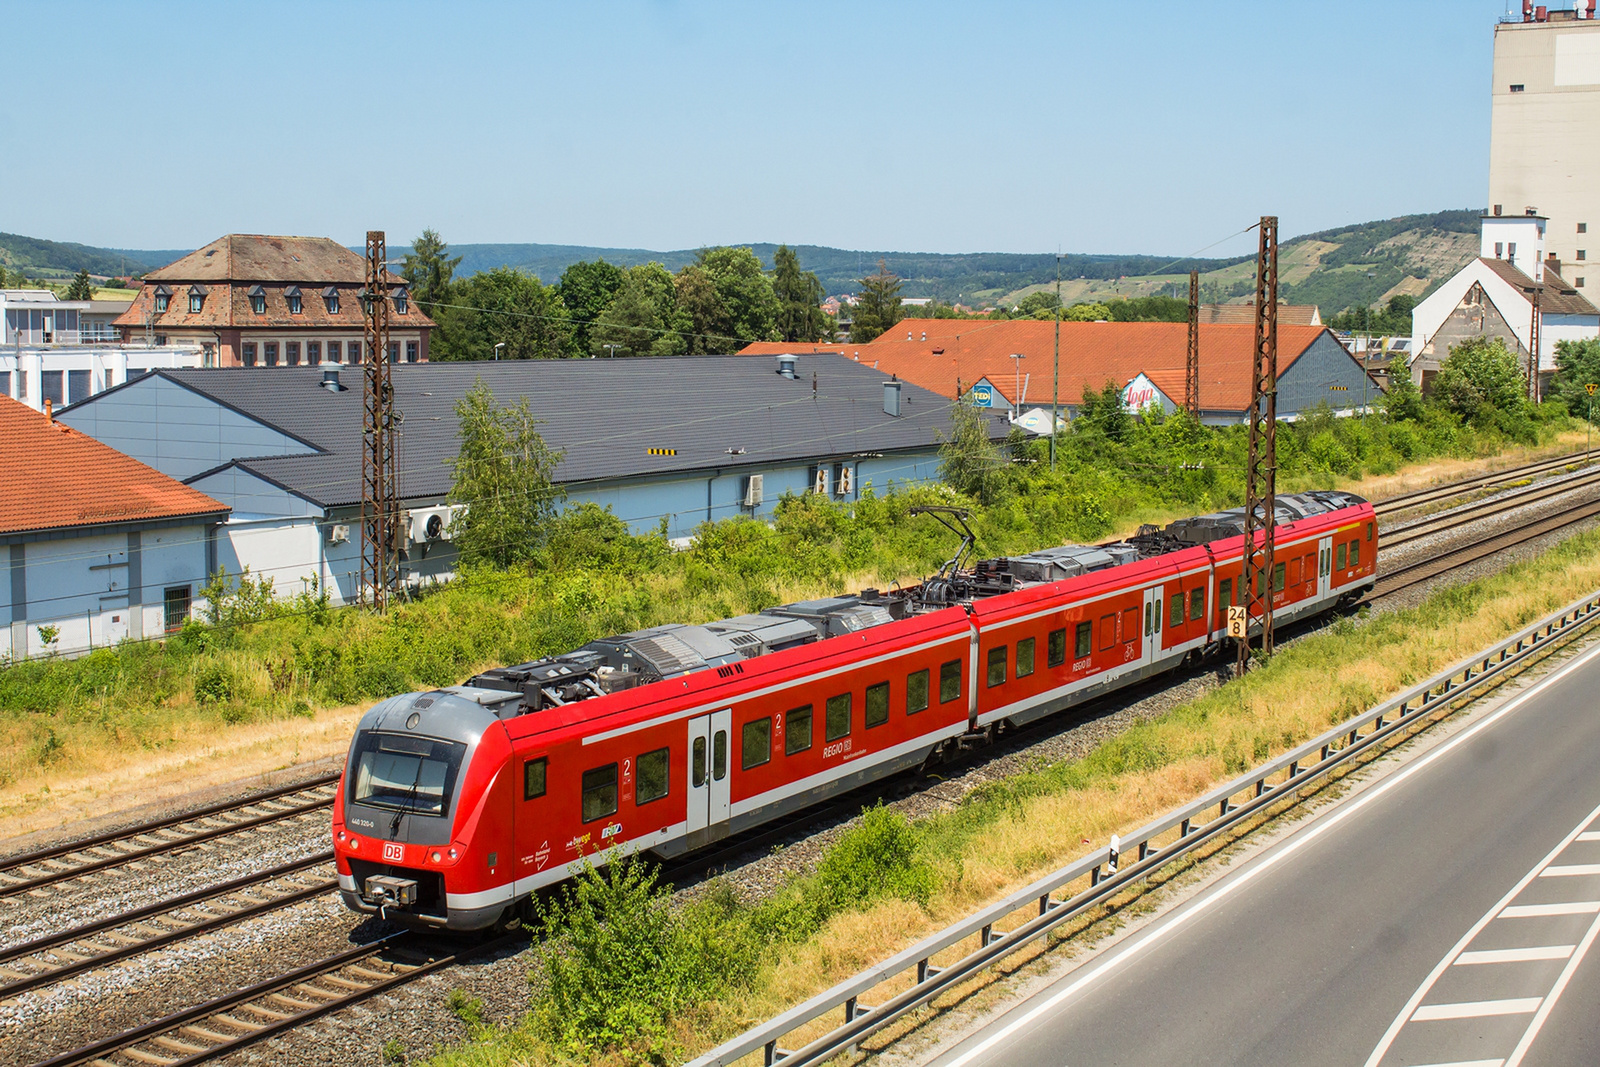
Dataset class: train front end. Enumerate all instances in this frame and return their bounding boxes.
[333,687,519,931]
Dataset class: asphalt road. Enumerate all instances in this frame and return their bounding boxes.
[921,638,1600,1067]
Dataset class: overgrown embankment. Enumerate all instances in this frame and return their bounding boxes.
[416,522,1600,1067]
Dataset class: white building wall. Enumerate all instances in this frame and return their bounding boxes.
[0,346,207,412]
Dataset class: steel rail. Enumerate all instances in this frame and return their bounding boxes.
[0,853,337,999]
[1380,468,1600,549]
[1373,497,1600,599]
[0,772,339,871]
[1371,451,1592,516]
[690,588,1600,1067]
[0,784,337,898]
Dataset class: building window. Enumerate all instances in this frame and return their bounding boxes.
[1578,277,1586,288]
[637,747,669,803]
[286,341,301,366]
[523,757,547,799]
[307,341,321,363]
[1509,242,1517,258]
[388,341,400,363]
[1580,223,1589,234]
[67,368,91,405]
[286,286,303,315]
[1495,242,1504,258]
[1510,83,1524,92]
[242,342,257,367]
[393,288,409,314]
[580,764,618,823]
[786,704,812,755]
[406,340,418,362]
[189,293,203,313]
[41,370,64,407]
[1579,250,1587,261]
[154,293,169,313]
[250,292,266,314]
[163,586,192,632]
[264,341,279,367]
[155,334,167,346]
[325,341,340,363]
[741,718,771,770]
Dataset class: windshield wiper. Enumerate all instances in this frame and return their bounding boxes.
[390,758,427,837]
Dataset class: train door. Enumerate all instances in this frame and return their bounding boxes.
[686,709,733,841]
[1141,585,1165,666]
[1317,536,1333,600]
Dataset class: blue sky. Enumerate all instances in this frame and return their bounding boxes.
[1,1,1517,260]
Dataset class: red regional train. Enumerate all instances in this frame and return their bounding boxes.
[334,492,1377,930]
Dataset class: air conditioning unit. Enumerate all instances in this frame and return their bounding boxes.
[742,474,764,508]
[836,466,853,496]
[813,467,829,495]
[327,523,350,544]
[409,505,463,544]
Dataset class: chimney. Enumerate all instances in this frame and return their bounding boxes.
[776,354,797,379]
[1493,204,1503,217]
[1547,253,1562,277]
[883,379,903,417]
[321,367,347,392]
[43,397,52,422]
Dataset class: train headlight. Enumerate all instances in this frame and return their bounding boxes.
[448,847,459,861]
[348,837,359,850]
[337,830,347,842]
[431,851,442,863]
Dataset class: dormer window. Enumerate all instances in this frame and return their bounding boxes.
[248,284,267,314]
[323,286,340,314]
[286,285,303,315]
[391,287,408,315]
[188,284,208,313]
[153,284,172,313]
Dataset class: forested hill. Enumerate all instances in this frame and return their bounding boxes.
[0,233,187,280]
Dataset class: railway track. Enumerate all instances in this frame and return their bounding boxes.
[0,852,337,999]
[1372,496,1600,599]
[1380,466,1600,550]
[0,774,338,899]
[1371,449,1595,518]
[30,931,505,1067]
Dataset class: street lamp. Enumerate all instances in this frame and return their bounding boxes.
[1009,353,1026,421]
[493,342,505,361]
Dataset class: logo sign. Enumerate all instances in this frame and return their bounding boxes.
[382,841,405,863]
[1227,605,1248,638]
[971,384,993,406]
[1120,373,1164,412]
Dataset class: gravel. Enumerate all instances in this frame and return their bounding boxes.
[8,468,1600,1067]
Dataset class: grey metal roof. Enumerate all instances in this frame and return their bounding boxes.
[153,355,998,509]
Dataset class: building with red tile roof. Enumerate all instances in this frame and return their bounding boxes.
[1,396,229,659]
[743,317,1379,424]
[113,234,435,370]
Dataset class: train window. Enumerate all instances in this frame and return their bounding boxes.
[1099,613,1116,651]
[1219,578,1233,614]
[1368,522,1374,542]
[940,660,962,703]
[1272,562,1286,593]
[523,757,548,801]
[1017,637,1036,677]
[1075,621,1092,658]
[865,683,890,727]
[1121,608,1138,644]
[581,763,618,823]
[1336,543,1347,571]
[826,693,853,741]
[1350,540,1361,566]
[1048,628,1067,667]
[1168,592,1184,629]
[1289,557,1301,586]
[742,718,771,770]
[637,747,669,804]
[349,733,466,818]
[1189,587,1204,621]
[787,704,813,755]
[1144,602,1152,636]
[713,730,727,781]
[906,669,930,714]
[986,646,1008,687]
[693,737,707,787]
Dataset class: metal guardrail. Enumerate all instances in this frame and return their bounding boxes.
[689,588,1600,1067]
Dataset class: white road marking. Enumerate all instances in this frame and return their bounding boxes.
[1538,864,1600,877]
[1411,999,1543,1021]
[1502,905,1600,1066]
[1500,901,1600,918]
[1455,946,1574,965]
[1576,831,1600,842]
[1406,1060,1505,1067]
[935,639,1600,1067]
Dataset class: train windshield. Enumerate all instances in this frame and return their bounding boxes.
[349,732,467,817]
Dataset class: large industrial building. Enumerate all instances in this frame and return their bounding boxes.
[57,355,1001,608]
[1489,3,1600,285]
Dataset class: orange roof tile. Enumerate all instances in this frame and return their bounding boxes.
[0,398,229,536]
[747,318,1332,411]
[736,342,850,356]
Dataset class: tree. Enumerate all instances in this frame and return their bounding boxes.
[1383,353,1424,422]
[1432,336,1527,423]
[590,263,683,357]
[939,398,1007,504]
[1014,290,1061,318]
[673,264,723,354]
[1065,301,1113,322]
[556,259,624,357]
[696,246,780,349]
[850,260,902,343]
[1076,380,1131,441]
[772,245,828,343]
[449,379,565,568]
[432,267,573,361]
[65,269,93,301]
[401,229,462,314]
[1549,338,1600,422]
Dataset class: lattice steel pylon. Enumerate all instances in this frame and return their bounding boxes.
[1528,282,1542,403]
[360,231,399,611]
[1239,216,1278,676]
[1185,269,1200,416]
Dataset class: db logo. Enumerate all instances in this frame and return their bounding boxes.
[383,841,405,863]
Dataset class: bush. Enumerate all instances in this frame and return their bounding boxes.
[192,662,234,705]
